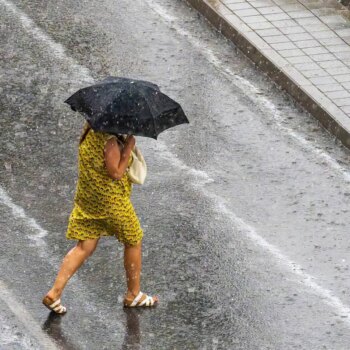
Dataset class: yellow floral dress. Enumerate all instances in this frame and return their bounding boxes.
[66,129,143,245]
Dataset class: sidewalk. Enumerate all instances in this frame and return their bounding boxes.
[187,0,350,148]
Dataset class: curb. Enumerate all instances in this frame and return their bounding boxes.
[186,0,350,149]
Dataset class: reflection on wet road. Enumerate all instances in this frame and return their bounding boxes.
[1,0,350,348]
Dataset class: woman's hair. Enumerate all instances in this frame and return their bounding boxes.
[79,122,92,145]
[79,122,127,145]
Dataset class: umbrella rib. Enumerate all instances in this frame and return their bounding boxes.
[152,111,158,138]
[139,87,158,138]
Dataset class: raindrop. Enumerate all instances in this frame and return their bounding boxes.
[4,162,12,172]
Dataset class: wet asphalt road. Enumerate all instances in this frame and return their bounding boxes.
[1,0,350,349]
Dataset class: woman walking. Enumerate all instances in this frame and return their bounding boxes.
[42,122,158,314]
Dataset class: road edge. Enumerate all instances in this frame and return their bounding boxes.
[185,0,350,149]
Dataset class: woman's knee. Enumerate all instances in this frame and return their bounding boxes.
[77,238,99,256]
[124,238,142,249]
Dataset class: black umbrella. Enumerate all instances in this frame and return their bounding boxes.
[65,76,189,139]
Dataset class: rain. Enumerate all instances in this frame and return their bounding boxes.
[1,0,350,349]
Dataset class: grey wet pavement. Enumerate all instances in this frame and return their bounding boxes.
[187,0,350,148]
[1,0,350,349]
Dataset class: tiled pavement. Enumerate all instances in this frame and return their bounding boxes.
[187,0,350,147]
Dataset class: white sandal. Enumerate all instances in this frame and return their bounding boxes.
[42,296,67,314]
[124,291,158,308]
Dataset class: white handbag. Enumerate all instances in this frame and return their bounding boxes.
[127,146,147,185]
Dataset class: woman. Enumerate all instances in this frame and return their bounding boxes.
[42,123,158,313]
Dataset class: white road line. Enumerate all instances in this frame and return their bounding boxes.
[2,0,350,328]
[209,192,350,321]
[144,0,350,183]
[0,186,48,248]
[0,0,94,85]
[156,146,350,324]
[0,280,59,350]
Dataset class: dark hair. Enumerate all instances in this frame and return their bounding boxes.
[79,122,91,145]
[79,122,127,146]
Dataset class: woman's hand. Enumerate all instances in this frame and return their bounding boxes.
[125,135,136,149]
[104,135,135,180]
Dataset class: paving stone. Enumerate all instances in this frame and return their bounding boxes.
[306,0,344,10]
[222,0,249,3]
[265,12,291,21]
[279,48,305,57]
[271,41,297,50]
[334,74,350,83]
[248,21,275,29]
[303,23,330,32]
[334,51,350,60]
[310,30,338,39]
[289,11,315,18]
[302,69,329,78]
[294,62,321,70]
[310,76,338,85]
[326,67,350,75]
[319,60,346,69]
[273,19,299,27]
[257,28,283,36]
[309,53,337,62]
[258,6,283,14]
[302,46,329,55]
[341,106,350,114]
[279,3,306,11]
[248,0,275,7]
[242,15,268,23]
[296,17,324,25]
[278,25,306,34]
[262,35,290,43]
[316,83,345,92]
[319,15,347,25]
[226,2,254,10]
[341,82,350,90]
[287,55,314,64]
[310,8,339,16]
[328,45,350,54]
[319,37,345,46]
[335,28,350,36]
[327,90,350,99]
[342,37,350,45]
[294,40,321,48]
[328,23,348,31]
[287,32,313,41]
[333,98,350,107]
[235,8,261,16]
[273,0,298,5]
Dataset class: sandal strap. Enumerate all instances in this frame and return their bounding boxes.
[43,296,67,314]
[130,291,144,307]
[139,295,154,307]
[50,298,61,308]
[53,304,65,313]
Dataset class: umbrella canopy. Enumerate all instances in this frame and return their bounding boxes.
[65,76,189,139]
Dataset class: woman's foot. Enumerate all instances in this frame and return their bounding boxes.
[124,291,158,307]
[42,295,67,314]
[45,288,61,301]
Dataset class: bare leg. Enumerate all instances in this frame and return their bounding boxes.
[124,241,158,305]
[124,241,142,298]
[45,238,99,300]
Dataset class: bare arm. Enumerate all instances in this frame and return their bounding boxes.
[104,135,135,180]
